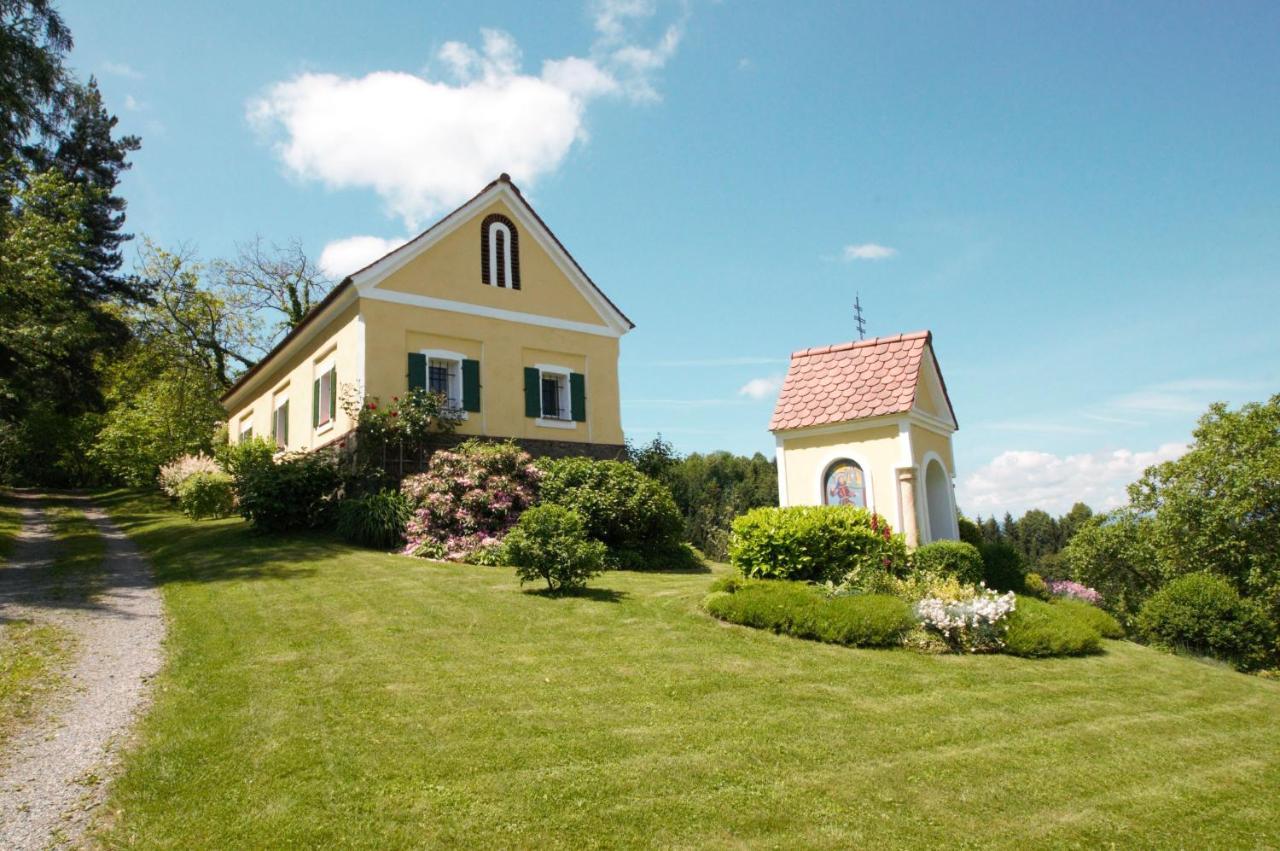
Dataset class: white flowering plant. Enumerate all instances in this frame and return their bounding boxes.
[158,453,222,498]
[915,587,1018,653]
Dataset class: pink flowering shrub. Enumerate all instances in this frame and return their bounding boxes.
[1047,579,1103,606]
[400,440,540,561]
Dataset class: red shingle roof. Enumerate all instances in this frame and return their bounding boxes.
[769,331,949,432]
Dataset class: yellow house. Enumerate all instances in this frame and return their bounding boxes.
[220,174,634,459]
[769,331,959,547]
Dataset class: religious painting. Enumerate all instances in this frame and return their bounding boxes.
[823,460,866,508]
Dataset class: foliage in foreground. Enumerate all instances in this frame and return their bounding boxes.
[504,504,607,593]
[703,580,915,648]
[219,436,342,532]
[729,505,907,584]
[337,490,411,550]
[1137,573,1276,672]
[537,456,690,570]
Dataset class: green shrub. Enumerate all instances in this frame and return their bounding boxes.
[708,573,746,594]
[504,504,607,593]
[912,541,984,585]
[1137,573,1276,671]
[979,542,1027,592]
[1023,571,1050,600]
[229,447,343,533]
[703,579,914,648]
[1003,596,1102,657]
[536,457,687,569]
[728,506,908,584]
[176,471,235,520]
[1053,597,1125,639]
[337,490,410,550]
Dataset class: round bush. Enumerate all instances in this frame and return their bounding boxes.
[1053,597,1124,639]
[504,504,607,593]
[1023,571,1050,599]
[912,541,984,586]
[979,542,1027,592]
[1137,573,1276,671]
[536,457,686,569]
[176,471,235,520]
[1003,597,1102,657]
[337,490,410,549]
[728,505,908,584]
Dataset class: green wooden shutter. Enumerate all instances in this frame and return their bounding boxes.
[461,359,480,412]
[312,378,320,427]
[569,372,586,422]
[271,408,277,441]
[407,352,426,391]
[524,367,541,418]
[328,369,337,421]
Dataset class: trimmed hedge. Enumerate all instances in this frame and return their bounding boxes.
[912,541,984,585]
[1137,573,1276,671]
[1003,596,1102,657]
[728,506,908,584]
[1053,597,1124,639]
[703,580,914,648]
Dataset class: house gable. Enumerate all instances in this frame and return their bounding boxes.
[911,348,958,430]
[351,177,633,338]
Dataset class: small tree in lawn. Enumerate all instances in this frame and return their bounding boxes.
[504,505,606,594]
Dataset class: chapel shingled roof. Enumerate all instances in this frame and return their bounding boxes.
[769,330,955,431]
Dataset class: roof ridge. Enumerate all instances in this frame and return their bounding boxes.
[790,329,931,360]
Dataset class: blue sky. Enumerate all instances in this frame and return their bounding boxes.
[62,1,1279,516]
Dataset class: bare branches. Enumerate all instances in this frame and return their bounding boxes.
[214,235,333,336]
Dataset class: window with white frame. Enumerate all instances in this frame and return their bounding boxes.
[540,370,570,420]
[272,394,289,449]
[239,415,253,442]
[313,358,336,430]
[428,358,461,407]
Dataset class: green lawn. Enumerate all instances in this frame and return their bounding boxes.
[96,489,1280,849]
[0,491,21,561]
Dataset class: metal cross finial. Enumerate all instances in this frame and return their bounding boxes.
[854,293,867,341]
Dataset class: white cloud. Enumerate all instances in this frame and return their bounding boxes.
[842,243,897,261]
[124,94,143,112]
[102,61,143,80]
[738,376,784,400]
[249,7,684,230]
[957,442,1187,517]
[318,235,408,279]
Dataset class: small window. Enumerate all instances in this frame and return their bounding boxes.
[541,373,568,420]
[823,460,866,508]
[239,414,253,443]
[314,365,336,429]
[272,399,290,450]
[427,358,461,408]
[480,213,520,289]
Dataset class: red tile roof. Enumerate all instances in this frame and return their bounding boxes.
[769,330,952,432]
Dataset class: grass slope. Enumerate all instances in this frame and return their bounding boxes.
[96,490,1280,849]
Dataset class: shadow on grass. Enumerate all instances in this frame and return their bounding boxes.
[92,488,327,587]
[522,586,629,603]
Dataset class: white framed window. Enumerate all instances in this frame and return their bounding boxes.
[272,392,289,450]
[534,363,575,429]
[419,349,467,416]
[313,356,336,433]
[239,414,253,443]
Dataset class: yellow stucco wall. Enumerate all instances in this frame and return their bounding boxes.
[910,424,955,475]
[778,424,903,524]
[224,301,363,451]
[361,298,623,445]
[379,199,604,326]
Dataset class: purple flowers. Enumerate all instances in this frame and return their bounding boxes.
[1048,580,1102,606]
[400,440,540,561]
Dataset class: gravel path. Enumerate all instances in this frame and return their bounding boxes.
[0,493,165,850]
